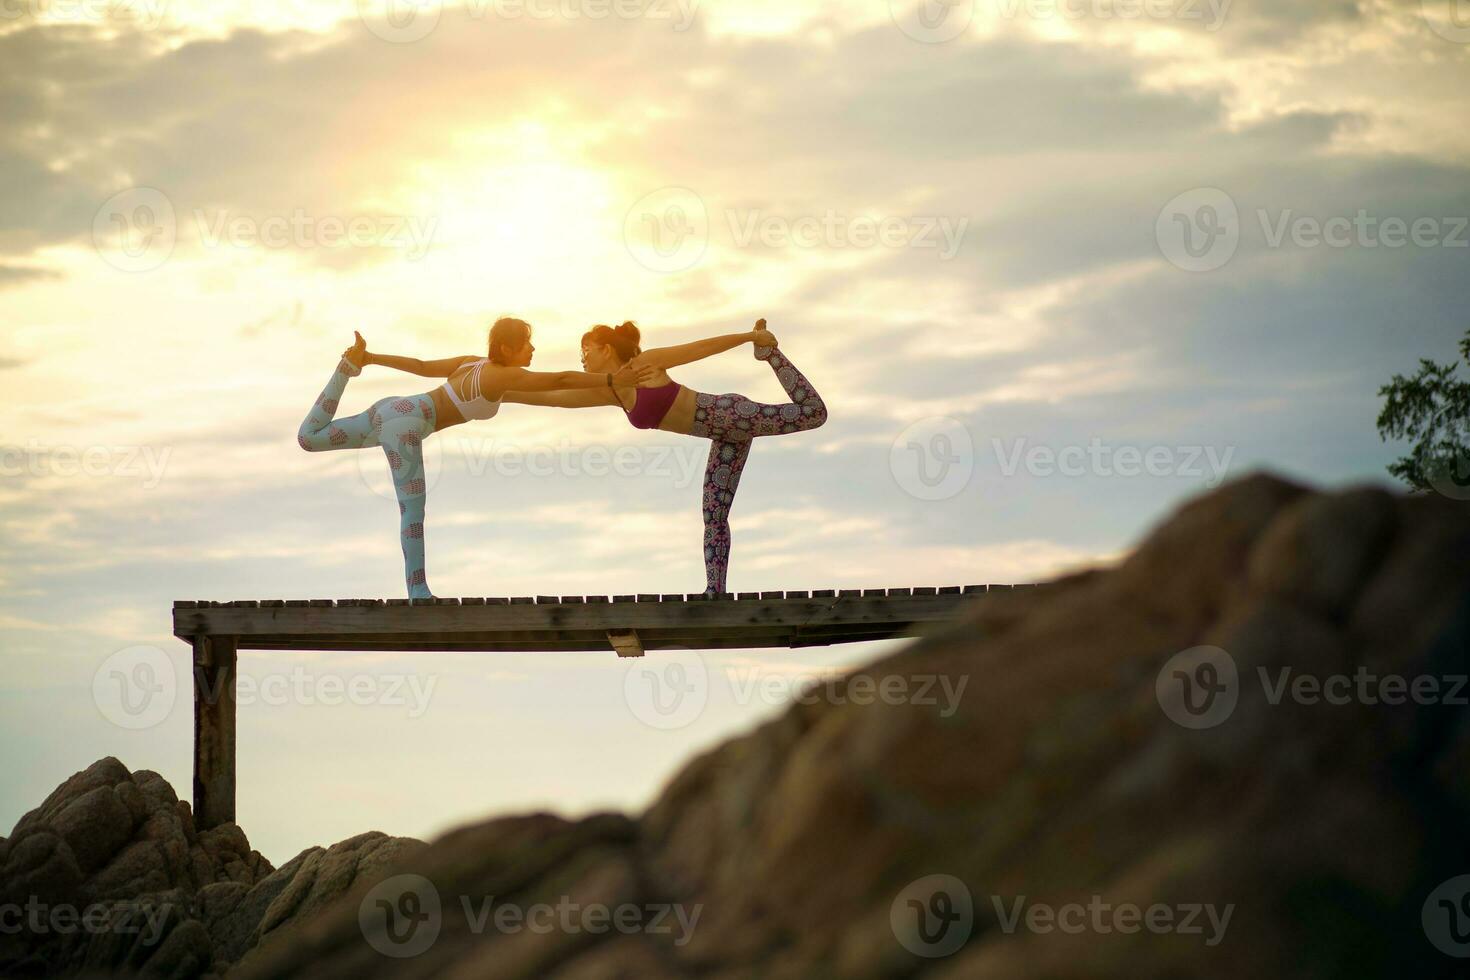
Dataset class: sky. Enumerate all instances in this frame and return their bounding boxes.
[1,0,1467,864]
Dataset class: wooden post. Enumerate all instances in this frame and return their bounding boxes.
[192,635,237,829]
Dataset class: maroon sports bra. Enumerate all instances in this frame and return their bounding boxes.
[624,381,681,430]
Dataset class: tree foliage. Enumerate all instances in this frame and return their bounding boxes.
[1377,330,1470,493]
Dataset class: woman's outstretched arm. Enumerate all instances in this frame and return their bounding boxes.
[632,320,776,371]
[481,362,652,397]
[365,352,480,377]
[502,389,618,408]
[351,330,478,377]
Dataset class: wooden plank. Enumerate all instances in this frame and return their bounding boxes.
[192,635,237,831]
[608,629,644,659]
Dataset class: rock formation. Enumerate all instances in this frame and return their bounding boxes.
[0,758,423,976]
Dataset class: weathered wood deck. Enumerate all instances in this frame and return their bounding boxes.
[171,587,1016,653]
[172,586,1028,829]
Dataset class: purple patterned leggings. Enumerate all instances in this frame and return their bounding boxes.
[690,346,828,595]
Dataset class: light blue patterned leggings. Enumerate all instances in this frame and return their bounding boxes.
[297,358,437,599]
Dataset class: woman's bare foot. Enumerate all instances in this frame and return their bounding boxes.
[752,319,779,360]
[341,331,368,375]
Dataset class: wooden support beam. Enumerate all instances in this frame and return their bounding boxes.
[192,635,237,831]
[608,629,644,658]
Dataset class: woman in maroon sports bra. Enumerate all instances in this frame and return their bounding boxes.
[502,319,828,597]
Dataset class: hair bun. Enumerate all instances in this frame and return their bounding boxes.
[615,321,640,340]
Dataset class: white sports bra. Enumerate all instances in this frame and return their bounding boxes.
[442,359,502,422]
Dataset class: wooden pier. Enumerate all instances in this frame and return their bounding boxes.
[172,586,1022,828]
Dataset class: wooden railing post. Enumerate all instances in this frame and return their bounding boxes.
[192,634,237,829]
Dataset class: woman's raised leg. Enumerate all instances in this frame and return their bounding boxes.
[297,357,376,452]
[700,437,753,596]
[690,347,828,442]
[751,344,827,434]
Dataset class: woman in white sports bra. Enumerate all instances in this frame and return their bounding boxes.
[298,317,650,598]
